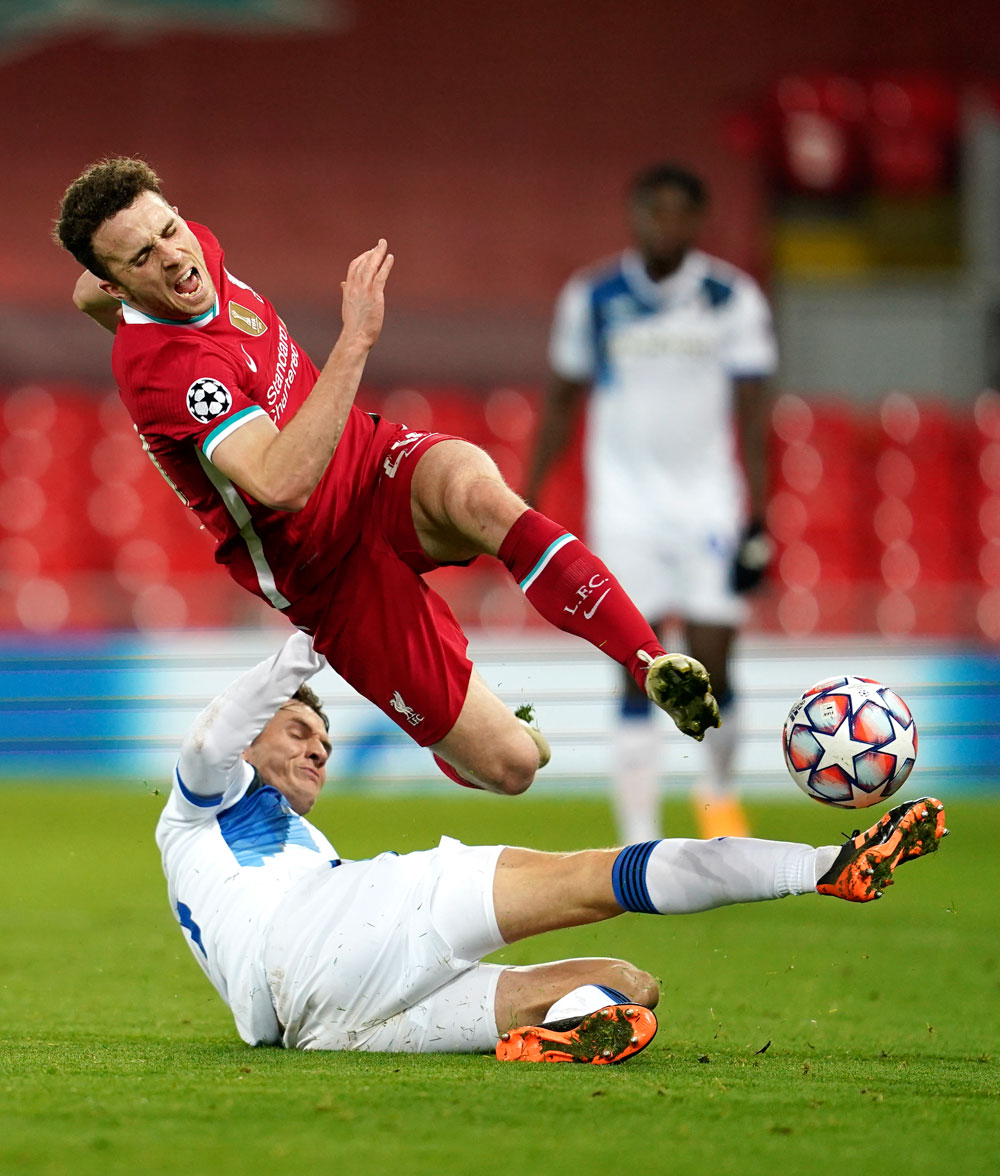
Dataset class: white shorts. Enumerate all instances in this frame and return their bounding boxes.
[262,837,507,1053]
[589,508,747,627]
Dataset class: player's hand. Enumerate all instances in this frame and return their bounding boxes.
[731,519,774,593]
[340,239,394,349]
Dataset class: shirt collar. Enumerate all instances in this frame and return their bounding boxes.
[121,295,220,328]
[621,248,707,304]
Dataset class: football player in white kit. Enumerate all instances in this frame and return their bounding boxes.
[529,162,778,843]
[156,631,947,1061]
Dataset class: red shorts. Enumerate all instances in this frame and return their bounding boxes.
[289,423,473,746]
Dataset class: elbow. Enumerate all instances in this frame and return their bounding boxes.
[256,484,311,513]
[72,272,98,312]
[277,486,311,512]
[224,443,321,513]
[261,484,311,512]
[223,467,312,512]
[257,464,321,513]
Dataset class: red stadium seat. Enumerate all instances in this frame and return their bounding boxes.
[0,384,991,635]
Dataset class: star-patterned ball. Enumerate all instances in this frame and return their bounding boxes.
[782,676,918,808]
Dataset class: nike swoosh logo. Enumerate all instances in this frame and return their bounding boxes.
[240,345,257,373]
[583,588,611,619]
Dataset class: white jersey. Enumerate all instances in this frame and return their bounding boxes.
[155,633,337,1046]
[549,248,777,527]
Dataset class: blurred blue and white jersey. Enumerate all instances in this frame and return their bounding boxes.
[549,248,778,528]
[155,634,336,1046]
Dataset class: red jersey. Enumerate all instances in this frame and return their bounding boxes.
[112,222,386,608]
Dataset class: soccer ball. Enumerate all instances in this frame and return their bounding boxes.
[782,676,918,808]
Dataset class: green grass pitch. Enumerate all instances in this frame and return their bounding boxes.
[1,785,997,1176]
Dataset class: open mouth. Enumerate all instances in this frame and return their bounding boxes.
[173,266,202,297]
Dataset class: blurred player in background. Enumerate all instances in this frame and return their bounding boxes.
[54,157,721,802]
[158,630,948,1060]
[528,162,778,842]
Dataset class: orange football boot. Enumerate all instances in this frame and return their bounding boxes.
[816,796,948,903]
[495,1004,656,1064]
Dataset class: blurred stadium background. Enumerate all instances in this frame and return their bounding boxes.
[2,0,999,795]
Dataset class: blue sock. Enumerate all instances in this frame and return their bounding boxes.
[611,841,660,914]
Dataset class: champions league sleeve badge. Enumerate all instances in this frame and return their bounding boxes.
[186,377,233,422]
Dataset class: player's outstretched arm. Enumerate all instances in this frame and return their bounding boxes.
[731,376,774,592]
[528,275,593,505]
[210,241,394,511]
[734,375,770,522]
[72,269,123,334]
[176,631,325,799]
[525,374,587,504]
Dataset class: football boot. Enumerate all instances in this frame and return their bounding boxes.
[816,796,948,903]
[639,651,720,741]
[496,1004,656,1065]
[693,792,751,839]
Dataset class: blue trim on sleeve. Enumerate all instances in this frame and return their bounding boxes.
[701,275,734,308]
[588,262,658,386]
[611,841,660,914]
[202,404,267,457]
[176,768,224,808]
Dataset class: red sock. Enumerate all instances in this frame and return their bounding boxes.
[497,510,663,690]
[433,753,484,790]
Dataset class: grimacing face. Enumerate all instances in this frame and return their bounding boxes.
[243,701,332,816]
[629,184,704,280]
[92,190,217,321]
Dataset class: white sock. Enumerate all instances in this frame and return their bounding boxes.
[544,983,631,1025]
[814,844,840,882]
[611,717,662,843]
[613,837,831,914]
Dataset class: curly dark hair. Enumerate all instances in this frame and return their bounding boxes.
[53,157,164,280]
[629,161,708,210]
[291,683,330,732]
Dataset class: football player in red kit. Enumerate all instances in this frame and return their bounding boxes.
[55,157,719,794]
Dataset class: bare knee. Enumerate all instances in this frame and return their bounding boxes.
[623,963,659,1009]
[435,671,546,795]
[450,466,520,528]
[496,957,659,1031]
[472,730,539,795]
[599,959,659,1009]
[418,441,524,559]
